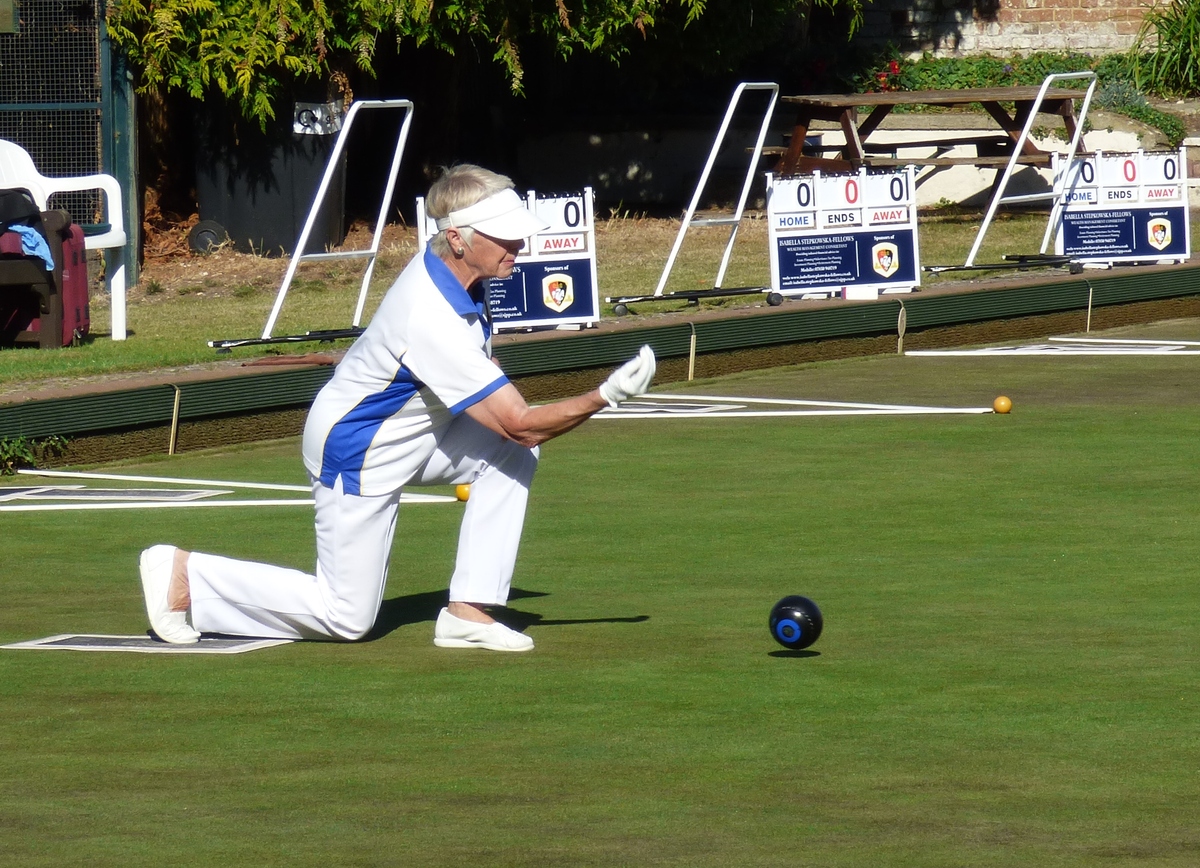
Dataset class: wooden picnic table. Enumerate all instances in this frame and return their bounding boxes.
[774,86,1088,174]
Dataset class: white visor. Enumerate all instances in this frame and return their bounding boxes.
[435,188,549,241]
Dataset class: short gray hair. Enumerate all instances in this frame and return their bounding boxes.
[426,164,516,257]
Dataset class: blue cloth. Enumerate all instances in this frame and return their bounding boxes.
[10,225,54,271]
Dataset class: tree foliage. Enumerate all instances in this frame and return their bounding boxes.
[106,0,860,125]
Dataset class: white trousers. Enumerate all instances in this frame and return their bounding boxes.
[187,415,538,640]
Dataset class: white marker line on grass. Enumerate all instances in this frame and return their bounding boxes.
[907,346,1200,356]
[642,393,958,411]
[0,492,457,513]
[18,468,311,492]
[15,470,457,505]
[0,485,67,502]
[597,393,992,417]
[600,408,993,419]
[1037,347,1200,353]
[1049,336,1200,347]
[16,488,230,502]
[0,499,315,512]
[2,634,293,654]
[614,401,743,414]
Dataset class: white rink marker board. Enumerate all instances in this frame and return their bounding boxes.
[418,188,600,330]
[2,634,293,654]
[766,167,920,300]
[1054,149,1190,265]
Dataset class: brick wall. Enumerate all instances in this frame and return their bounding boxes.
[857,0,1148,55]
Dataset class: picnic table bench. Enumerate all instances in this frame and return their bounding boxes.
[773,86,1088,174]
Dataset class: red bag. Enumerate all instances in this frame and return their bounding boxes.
[56,222,90,346]
[0,211,89,348]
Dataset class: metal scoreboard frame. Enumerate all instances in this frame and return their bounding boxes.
[1053,148,1191,266]
[417,188,601,331]
[766,167,921,300]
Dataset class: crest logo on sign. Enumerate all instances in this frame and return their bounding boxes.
[872,242,899,278]
[542,273,574,312]
[1148,218,1172,251]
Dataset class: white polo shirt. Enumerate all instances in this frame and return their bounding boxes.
[301,248,509,496]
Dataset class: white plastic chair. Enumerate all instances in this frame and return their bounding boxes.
[0,138,129,340]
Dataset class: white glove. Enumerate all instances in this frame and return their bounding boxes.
[599,345,656,408]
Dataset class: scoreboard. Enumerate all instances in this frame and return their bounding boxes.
[418,188,600,331]
[766,167,920,299]
[1054,149,1190,265]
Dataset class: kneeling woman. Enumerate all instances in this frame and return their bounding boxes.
[138,163,656,652]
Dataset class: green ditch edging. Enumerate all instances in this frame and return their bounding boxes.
[0,367,334,440]
[2,263,1199,440]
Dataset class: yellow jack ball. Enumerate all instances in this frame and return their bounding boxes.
[993,395,1012,414]
[455,484,471,502]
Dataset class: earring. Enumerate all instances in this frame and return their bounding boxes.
[456,247,465,255]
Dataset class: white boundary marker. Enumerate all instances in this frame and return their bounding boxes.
[907,344,1200,356]
[18,468,310,491]
[0,494,456,513]
[648,393,979,411]
[2,634,293,654]
[595,393,993,418]
[6,469,458,512]
[1048,336,1200,347]
[0,485,68,502]
[0,499,317,513]
[17,488,229,502]
[906,335,1200,357]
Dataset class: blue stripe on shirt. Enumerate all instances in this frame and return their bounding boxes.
[424,247,492,340]
[449,374,510,416]
[425,247,477,317]
[319,364,423,495]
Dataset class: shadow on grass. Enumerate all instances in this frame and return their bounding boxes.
[364,586,649,641]
[502,610,650,630]
[768,649,821,659]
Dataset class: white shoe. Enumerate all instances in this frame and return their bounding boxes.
[433,607,534,652]
[139,545,200,644]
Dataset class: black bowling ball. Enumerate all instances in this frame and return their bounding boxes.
[769,595,823,650]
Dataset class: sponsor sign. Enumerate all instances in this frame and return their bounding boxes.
[766,167,920,298]
[1054,149,1190,264]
